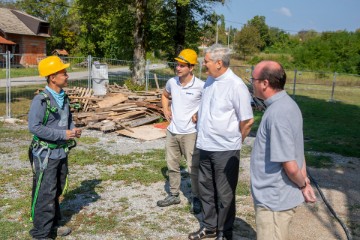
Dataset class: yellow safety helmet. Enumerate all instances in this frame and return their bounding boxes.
[174,49,198,65]
[38,56,70,77]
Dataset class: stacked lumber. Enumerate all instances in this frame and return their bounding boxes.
[64,84,164,133]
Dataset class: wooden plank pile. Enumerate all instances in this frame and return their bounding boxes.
[64,84,165,133]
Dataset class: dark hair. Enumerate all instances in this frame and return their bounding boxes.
[259,62,286,90]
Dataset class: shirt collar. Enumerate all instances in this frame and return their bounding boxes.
[264,90,287,107]
[176,75,195,88]
[214,68,231,81]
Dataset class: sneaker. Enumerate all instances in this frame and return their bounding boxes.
[55,226,71,236]
[157,194,181,207]
[190,197,202,214]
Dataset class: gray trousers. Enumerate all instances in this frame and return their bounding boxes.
[199,149,240,234]
[166,130,200,198]
[30,156,68,238]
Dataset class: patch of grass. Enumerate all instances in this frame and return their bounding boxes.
[240,145,252,157]
[253,95,360,158]
[0,122,31,141]
[77,136,99,145]
[348,204,360,211]
[298,95,360,157]
[100,149,166,185]
[305,153,333,168]
[0,146,12,154]
[236,181,251,196]
[0,220,29,240]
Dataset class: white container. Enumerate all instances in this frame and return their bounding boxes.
[92,63,109,96]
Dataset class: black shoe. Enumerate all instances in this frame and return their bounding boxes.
[188,226,217,240]
[157,194,181,207]
[190,197,202,214]
[216,231,232,240]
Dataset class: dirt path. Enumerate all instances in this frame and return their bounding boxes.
[1,123,359,239]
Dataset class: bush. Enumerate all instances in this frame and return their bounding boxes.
[124,79,146,91]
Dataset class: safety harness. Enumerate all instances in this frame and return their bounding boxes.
[29,91,76,222]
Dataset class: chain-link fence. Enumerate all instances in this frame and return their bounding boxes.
[0,52,179,118]
[1,51,360,118]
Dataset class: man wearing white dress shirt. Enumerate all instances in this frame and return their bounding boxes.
[188,44,254,240]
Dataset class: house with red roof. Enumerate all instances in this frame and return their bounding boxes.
[0,7,50,67]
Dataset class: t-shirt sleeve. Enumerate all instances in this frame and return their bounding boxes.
[270,122,295,162]
[165,79,172,94]
[234,84,254,121]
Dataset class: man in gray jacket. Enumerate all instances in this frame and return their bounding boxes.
[28,56,82,240]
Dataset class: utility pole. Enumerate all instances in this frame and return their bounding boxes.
[226,28,230,48]
[216,22,218,44]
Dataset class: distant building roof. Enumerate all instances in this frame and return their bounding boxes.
[0,36,16,45]
[52,49,69,56]
[0,7,50,37]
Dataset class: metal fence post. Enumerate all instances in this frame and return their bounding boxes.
[292,69,297,99]
[198,57,204,80]
[5,50,11,118]
[145,59,150,92]
[329,72,337,102]
[87,55,92,89]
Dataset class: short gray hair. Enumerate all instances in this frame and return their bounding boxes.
[204,44,231,67]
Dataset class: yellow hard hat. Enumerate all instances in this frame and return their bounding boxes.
[174,49,198,65]
[38,56,70,77]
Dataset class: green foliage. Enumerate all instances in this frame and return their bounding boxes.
[124,79,145,91]
[292,31,360,74]
[235,25,263,59]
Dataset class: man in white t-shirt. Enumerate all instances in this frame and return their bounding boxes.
[188,44,254,240]
[157,49,204,214]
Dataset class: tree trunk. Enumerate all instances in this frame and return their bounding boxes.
[174,1,187,56]
[132,0,147,85]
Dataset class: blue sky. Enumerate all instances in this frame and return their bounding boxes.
[213,0,360,33]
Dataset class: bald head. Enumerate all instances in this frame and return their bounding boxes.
[253,60,286,90]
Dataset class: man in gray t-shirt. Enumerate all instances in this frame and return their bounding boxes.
[250,61,316,240]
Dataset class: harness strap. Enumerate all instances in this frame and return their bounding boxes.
[29,91,76,222]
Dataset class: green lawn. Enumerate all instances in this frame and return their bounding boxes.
[253,94,360,158]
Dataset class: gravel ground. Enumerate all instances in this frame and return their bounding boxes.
[1,121,359,240]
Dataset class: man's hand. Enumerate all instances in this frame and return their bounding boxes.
[192,113,198,123]
[73,128,82,138]
[65,130,76,140]
[163,109,172,122]
[301,182,317,203]
[65,128,82,140]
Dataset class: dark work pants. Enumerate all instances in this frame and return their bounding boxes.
[198,150,240,234]
[30,155,68,239]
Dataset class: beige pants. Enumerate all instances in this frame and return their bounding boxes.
[255,206,296,240]
[166,130,199,197]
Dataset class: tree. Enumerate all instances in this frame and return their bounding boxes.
[235,24,262,59]
[133,0,147,84]
[247,15,269,49]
